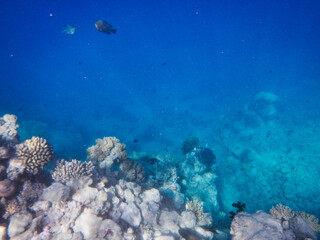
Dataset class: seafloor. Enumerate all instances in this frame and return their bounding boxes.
[0,90,319,239]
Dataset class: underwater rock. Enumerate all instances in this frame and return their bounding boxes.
[120,202,142,228]
[289,216,317,240]
[248,91,279,119]
[7,212,33,238]
[40,182,71,202]
[0,179,16,197]
[159,210,181,237]
[73,207,102,239]
[230,211,285,240]
[97,219,123,239]
[141,188,161,203]
[0,225,7,240]
[180,211,197,229]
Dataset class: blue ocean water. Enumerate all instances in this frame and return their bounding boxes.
[1,0,320,222]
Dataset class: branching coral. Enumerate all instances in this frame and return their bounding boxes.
[2,198,20,219]
[16,136,54,175]
[185,199,213,226]
[270,204,320,233]
[87,137,127,168]
[270,204,294,221]
[295,212,320,233]
[186,200,205,223]
[51,159,94,184]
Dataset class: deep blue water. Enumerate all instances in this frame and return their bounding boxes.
[1,0,320,218]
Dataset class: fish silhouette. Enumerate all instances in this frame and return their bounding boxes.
[95,20,116,34]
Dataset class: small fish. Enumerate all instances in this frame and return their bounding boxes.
[133,139,139,143]
[161,62,167,66]
[95,20,116,34]
[61,24,76,35]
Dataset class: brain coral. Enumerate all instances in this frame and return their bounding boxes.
[52,159,94,183]
[16,136,54,175]
[87,137,127,168]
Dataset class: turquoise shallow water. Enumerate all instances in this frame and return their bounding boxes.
[0,0,320,231]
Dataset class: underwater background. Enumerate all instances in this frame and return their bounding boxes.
[1,0,320,223]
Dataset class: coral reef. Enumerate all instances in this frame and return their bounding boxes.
[185,199,212,226]
[270,204,320,233]
[1,113,319,240]
[2,198,20,219]
[16,136,54,175]
[231,210,317,240]
[119,158,144,183]
[181,136,200,155]
[51,159,94,184]
[295,212,320,233]
[87,136,127,167]
[270,203,295,221]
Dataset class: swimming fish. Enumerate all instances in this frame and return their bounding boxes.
[95,20,116,34]
[61,24,76,35]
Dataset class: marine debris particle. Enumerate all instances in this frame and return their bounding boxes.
[95,20,116,34]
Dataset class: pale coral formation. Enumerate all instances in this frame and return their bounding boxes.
[231,210,317,240]
[185,199,212,226]
[0,114,19,144]
[295,211,320,233]
[16,136,54,175]
[87,137,127,167]
[270,204,320,235]
[270,203,295,221]
[186,200,205,222]
[51,159,94,184]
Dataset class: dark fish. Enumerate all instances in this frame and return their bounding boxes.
[95,20,116,34]
[161,62,167,66]
[152,88,157,94]
[133,139,139,143]
[179,229,202,240]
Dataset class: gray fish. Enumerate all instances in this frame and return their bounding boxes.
[95,20,116,34]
